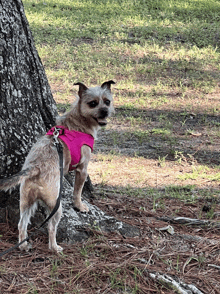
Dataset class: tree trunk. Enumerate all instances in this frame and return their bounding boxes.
[0,0,58,224]
[0,0,139,243]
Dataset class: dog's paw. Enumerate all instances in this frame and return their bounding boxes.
[55,245,63,253]
[74,201,89,213]
[49,244,63,253]
[19,242,32,252]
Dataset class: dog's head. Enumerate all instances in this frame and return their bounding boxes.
[74,81,115,127]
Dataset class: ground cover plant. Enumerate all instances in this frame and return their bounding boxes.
[0,0,220,293]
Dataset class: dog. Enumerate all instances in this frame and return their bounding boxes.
[0,80,115,252]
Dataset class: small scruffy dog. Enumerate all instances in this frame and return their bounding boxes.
[0,80,115,252]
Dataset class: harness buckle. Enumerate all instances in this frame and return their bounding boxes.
[53,127,61,145]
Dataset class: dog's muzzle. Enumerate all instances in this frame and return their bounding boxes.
[94,108,109,126]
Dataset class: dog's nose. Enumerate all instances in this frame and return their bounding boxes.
[99,108,108,119]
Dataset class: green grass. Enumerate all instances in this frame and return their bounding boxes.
[23,0,220,103]
[179,165,220,181]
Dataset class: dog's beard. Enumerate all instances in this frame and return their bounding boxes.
[92,116,108,126]
[93,108,109,126]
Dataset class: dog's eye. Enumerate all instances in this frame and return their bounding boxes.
[104,100,110,106]
[88,101,98,108]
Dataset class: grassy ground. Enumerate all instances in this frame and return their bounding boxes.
[23,0,220,190]
[1,0,220,293]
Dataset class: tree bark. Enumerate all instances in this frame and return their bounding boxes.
[0,0,139,242]
[0,0,58,223]
[0,0,57,175]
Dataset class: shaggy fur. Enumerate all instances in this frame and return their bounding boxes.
[0,81,115,252]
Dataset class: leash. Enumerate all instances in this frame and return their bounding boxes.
[0,128,64,258]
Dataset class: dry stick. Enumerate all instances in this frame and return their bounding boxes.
[176,233,219,245]
[148,272,204,294]
[137,257,204,294]
[208,264,220,270]
[157,216,220,228]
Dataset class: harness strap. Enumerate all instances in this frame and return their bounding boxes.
[0,134,64,258]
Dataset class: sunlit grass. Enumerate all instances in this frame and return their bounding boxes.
[23,0,220,105]
[23,0,220,192]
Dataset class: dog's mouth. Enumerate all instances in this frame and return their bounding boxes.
[93,117,108,126]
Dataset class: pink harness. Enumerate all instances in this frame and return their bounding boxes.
[46,126,94,171]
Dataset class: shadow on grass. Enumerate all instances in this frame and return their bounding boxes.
[126,22,220,49]
[26,0,220,50]
[97,106,220,166]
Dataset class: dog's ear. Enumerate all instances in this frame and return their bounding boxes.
[74,82,88,98]
[101,80,115,91]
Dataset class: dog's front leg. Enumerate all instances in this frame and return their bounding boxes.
[73,146,91,212]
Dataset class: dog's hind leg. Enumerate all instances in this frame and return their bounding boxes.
[18,181,39,251]
[48,204,63,252]
[18,202,38,251]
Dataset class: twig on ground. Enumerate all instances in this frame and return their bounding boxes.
[208,264,220,270]
[148,271,204,294]
[157,216,220,229]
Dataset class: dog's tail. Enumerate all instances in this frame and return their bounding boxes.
[0,168,38,192]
